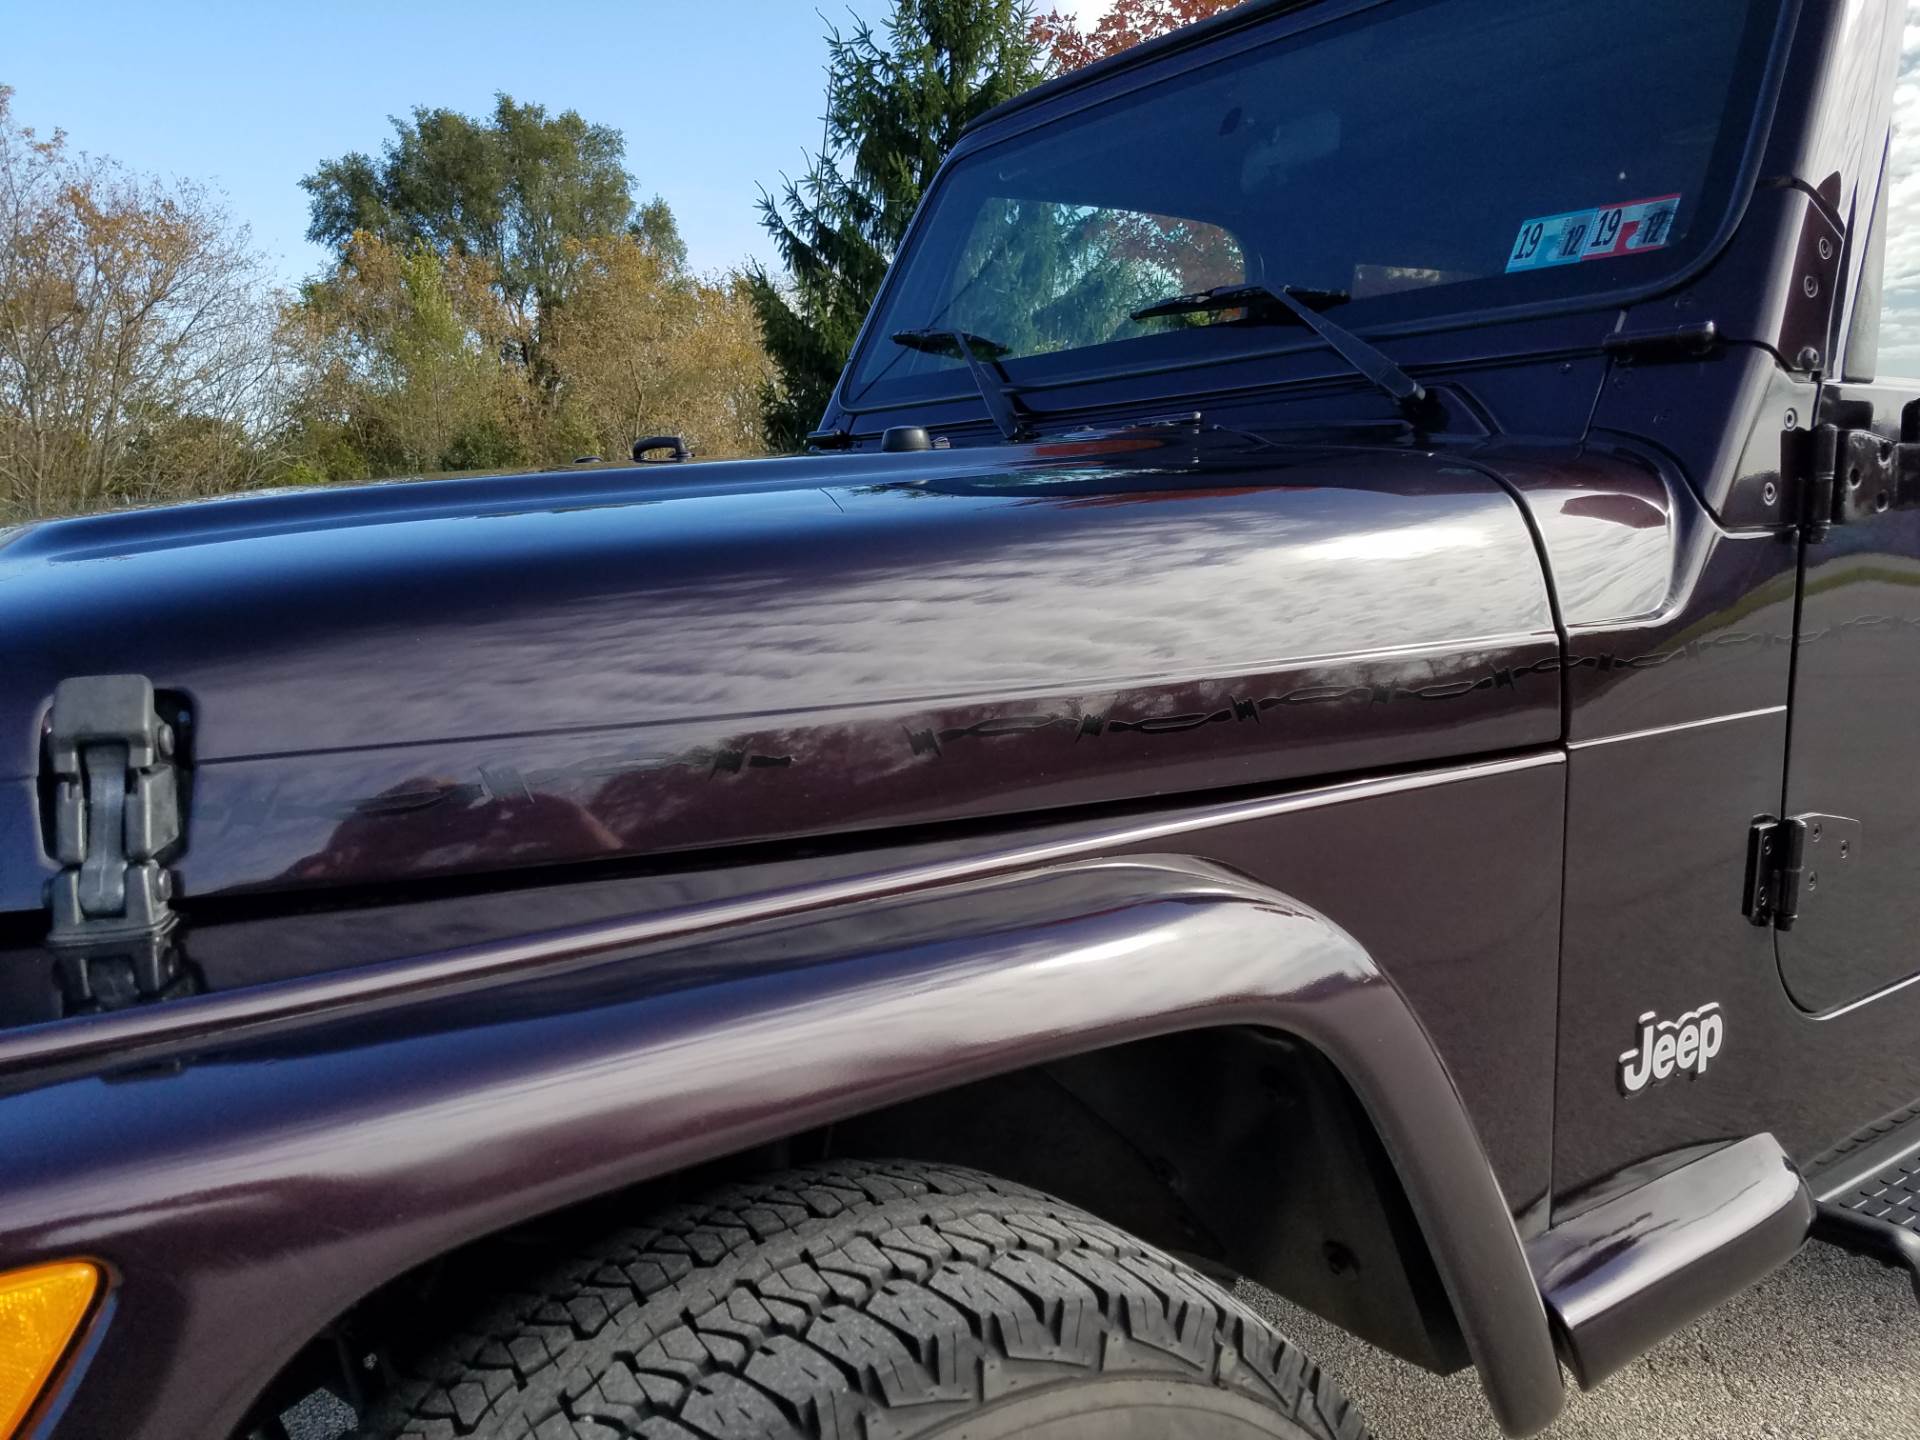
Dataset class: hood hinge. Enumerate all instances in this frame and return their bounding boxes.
[1743,813,1860,931]
[43,674,183,952]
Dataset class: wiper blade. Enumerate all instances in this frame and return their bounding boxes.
[1130,283,1428,421]
[890,328,1029,441]
[1130,282,1350,323]
[890,327,1013,360]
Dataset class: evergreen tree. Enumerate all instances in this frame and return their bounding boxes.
[748,1,1046,450]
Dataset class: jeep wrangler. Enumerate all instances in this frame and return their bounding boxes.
[3,0,1918,1436]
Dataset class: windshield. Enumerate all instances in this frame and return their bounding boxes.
[844,0,1782,412]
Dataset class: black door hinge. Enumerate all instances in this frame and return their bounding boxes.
[1786,410,1920,539]
[43,675,183,948]
[1744,813,1860,930]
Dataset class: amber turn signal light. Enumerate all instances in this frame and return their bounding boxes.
[0,1262,100,1438]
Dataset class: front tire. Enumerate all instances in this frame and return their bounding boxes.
[360,1160,1373,1440]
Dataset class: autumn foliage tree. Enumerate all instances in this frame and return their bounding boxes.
[544,237,770,463]
[0,86,285,521]
[1032,0,1246,69]
[281,234,522,482]
[2,83,779,519]
[282,228,772,482]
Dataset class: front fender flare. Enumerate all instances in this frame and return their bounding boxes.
[0,853,1563,1438]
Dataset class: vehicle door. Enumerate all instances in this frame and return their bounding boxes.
[1775,14,1920,1013]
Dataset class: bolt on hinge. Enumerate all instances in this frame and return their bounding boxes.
[1743,813,1860,931]
[43,675,184,948]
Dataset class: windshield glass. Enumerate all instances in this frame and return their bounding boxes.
[844,0,1782,411]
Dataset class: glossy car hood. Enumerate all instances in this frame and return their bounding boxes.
[0,437,1560,907]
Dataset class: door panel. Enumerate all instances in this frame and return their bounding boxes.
[1776,8,1920,1012]
[1777,381,1920,1012]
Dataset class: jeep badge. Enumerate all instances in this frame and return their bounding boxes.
[1619,1004,1725,1095]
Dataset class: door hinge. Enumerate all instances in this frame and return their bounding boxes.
[42,675,183,951]
[1786,409,1920,538]
[1743,813,1860,931]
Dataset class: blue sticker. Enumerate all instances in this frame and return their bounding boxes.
[1507,194,1681,273]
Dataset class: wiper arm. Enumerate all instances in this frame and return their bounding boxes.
[1130,283,1428,421]
[890,328,1029,441]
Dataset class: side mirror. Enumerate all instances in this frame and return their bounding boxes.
[633,435,691,464]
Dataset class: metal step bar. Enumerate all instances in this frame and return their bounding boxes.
[1807,1114,1920,1301]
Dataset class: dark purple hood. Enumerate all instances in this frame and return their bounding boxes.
[0,435,1558,911]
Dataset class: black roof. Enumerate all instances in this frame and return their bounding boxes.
[967,0,1315,135]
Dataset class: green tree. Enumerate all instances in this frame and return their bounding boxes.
[749,1,1046,449]
[632,196,689,273]
[301,95,680,375]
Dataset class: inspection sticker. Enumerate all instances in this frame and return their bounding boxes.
[1506,194,1681,273]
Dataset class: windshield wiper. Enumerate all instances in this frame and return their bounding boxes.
[1130,283,1428,421]
[890,327,1012,360]
[890,328,1029,441]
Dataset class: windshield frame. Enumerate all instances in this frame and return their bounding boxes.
[832,0,1800,424]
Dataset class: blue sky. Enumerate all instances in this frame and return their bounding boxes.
[5,1,1106,289]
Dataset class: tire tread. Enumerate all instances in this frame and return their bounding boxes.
[358,1160,1372,1440]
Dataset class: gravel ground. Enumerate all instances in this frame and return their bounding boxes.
[1241,1243,1920,1440]
[286,1241,1919,1438]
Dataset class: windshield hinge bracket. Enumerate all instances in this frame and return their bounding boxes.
[43,675,183,951]
[1783,398,1920,539]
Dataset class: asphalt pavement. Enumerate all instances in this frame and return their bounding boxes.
[1241,1242,1920,1439]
